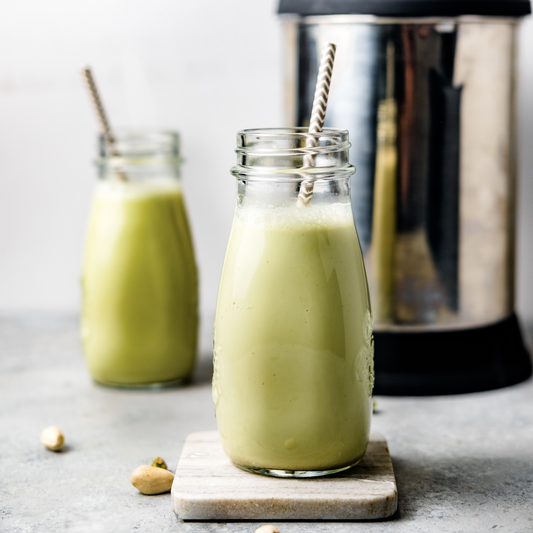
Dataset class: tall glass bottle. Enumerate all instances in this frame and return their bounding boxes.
[82,131,198,388]
[213,128,373,477]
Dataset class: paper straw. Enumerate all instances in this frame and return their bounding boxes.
[82,67,127,180]
[296,42,337,207]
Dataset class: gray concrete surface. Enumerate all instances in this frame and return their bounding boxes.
[1,313,532,533]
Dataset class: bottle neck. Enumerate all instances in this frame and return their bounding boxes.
[96,130,182,182]
[231,127,354,182]
[98,157,182,182]
[231,127,354,209]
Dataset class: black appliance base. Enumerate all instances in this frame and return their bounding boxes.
[373,313,532,396]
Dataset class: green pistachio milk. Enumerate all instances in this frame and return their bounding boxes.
[82,178,198,386]
[213,200,374,472]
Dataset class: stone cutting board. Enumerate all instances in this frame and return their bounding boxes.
[171,431,398,520]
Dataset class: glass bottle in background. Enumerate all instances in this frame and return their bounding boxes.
[82,131,198,388]
[213,128,374,477]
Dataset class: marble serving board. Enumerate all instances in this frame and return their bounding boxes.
[171,431,398,521]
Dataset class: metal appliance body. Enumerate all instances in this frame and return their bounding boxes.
[281,14,532,394]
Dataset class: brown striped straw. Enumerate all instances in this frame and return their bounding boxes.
[81,66,127,180]
[297,42,337,207]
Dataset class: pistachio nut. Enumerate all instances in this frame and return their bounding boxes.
[40,426,65,451]
[152,456,168,469]
[130,465,174,495]
[255,526,280,533]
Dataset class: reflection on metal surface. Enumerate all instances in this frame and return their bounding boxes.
[367,42,397,323]
[283,17,517,330]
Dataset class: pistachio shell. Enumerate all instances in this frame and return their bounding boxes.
[130,465,174,495]
[40,426,65,451]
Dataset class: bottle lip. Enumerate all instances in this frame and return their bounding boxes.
[237,126,347,134]
[232,127,355,181]
[96,129,182,169]
[236,127,349,146]
[98,129,181,159]
[235,127,351,157]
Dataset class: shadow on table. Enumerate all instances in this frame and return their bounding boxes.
[392,453,533,520]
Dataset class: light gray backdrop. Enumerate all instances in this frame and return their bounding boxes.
[0,1,532,329]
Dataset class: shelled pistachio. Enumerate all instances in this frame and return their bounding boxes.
[40,426,65,451]
[152,456,168,469]
[255,526,280,533]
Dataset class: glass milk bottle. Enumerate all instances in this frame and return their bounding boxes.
[81,131,198,388]
[213,128,374,477]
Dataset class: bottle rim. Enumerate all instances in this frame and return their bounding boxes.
[232,127,355,181]
[236,127,350,153]
[97,129,181,161]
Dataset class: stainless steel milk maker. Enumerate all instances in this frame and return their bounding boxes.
[279,0,532,394]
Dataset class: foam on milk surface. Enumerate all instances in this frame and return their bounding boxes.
[95,178,182,201]
[233,200,354,231]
